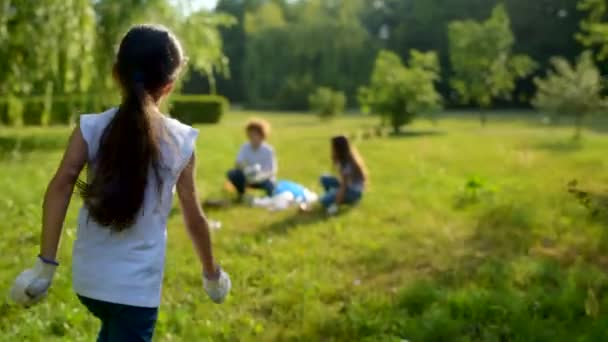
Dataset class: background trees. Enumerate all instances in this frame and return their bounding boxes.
[533,51,607,139]
[448,5,536,125]
[578,0,608,60]
[210,0,583,111]
[0,0,230,124]
[1,0,603,130]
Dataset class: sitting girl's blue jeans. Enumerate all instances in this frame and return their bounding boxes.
[319,175,363,208]
[78,295,158,342]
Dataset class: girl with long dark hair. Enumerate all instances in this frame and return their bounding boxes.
[10,24,230,341]
[319,135,368,215]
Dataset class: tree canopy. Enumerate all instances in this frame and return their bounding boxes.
[448,4,536,124]
[1,0,231,100]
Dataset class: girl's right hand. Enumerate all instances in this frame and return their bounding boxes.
[10,257,58,307]
[203,267,231,304]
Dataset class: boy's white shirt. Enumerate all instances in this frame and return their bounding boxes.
[72,108,198,308]
[236,142,277,181]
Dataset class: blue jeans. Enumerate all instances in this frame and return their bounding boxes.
[78,295,158,342]
[319,175,363,208]
[227,168,275,196]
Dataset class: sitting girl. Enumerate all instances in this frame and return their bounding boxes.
[319,135,368,215]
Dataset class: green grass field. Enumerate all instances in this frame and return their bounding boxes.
[1,112,608,341]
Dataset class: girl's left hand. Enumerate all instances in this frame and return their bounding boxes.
[203,266,231,304]
[10,257,58,307]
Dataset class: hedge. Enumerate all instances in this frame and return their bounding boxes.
[169,95,228,125]
[0,93,228,127]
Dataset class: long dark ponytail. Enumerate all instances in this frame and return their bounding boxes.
[331,135,368,183]
[79,25,184,231]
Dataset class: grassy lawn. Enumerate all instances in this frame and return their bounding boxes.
[1,111,608,341]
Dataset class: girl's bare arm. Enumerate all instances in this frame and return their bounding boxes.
[40,127,88,261]
[176,153,219,278]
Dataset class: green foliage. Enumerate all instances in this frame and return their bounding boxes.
[244,1,286,33]
[578,0,608,60]
[0,0,95,99]
[0,1,232,126]
[533,51,607,139]
[242,0,375,109]
[358,50,442,133]
[170,95,229,124]
[308,87,346,120]
[448,4,536,125]
[454,176,499,209]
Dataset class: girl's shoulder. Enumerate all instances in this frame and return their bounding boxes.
[79,108,119,151]
[162,115,198,139]
[160,116,199,167]
[80,108,118,130]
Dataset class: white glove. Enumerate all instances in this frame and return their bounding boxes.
[244,164,263,183]
[327,203,339,215]
[10,257,58,306]
[203,267,231,304]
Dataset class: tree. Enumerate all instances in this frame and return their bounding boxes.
[93,0,233,96]
[578,0,608,60]
[448,4,536,125]
[358,50,442,134]
[0,0,96,124]
[360,0,579,109]
[0,1,232,125]
[533,51,607,140]
[241,0,374,109]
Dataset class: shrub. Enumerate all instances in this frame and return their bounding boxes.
[358,50,442,133]
[170,95,228,124]
[308,87,346,120]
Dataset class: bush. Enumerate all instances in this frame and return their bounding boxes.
[358,50,442,133]
[308,87,346,120]
[170,95,228,124]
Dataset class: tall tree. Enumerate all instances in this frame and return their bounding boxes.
[360,0,580,108]
[215,0,266,102]
[578,0,608,60]
[93,0,232,96]
[242,0,375,109]
[533,51,607,139]
[448,4,536,125]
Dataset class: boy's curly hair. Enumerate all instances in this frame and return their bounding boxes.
[246,118,271,139]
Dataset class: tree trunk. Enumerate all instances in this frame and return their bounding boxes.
[393,123,401,135]
[208,75,217,95]
[479,109,487,126]
[573,114,583,140]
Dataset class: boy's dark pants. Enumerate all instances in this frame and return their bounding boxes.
[226,168,275,196]
[78,295,158,342]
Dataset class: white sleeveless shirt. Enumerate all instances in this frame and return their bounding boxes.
[72,108,198,308]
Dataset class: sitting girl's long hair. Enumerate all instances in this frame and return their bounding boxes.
[78,25,184,231]
[331,135,368,183]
